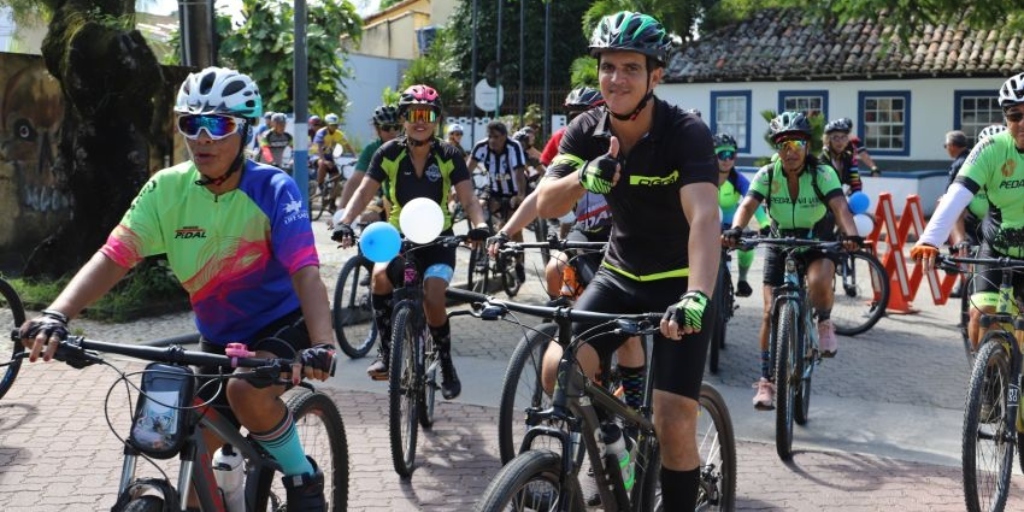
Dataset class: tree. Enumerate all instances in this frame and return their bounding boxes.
[581,0,719,42]
[399,28,461,109]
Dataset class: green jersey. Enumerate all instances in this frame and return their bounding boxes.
[956,131,1024,256]
[747,160,844,233]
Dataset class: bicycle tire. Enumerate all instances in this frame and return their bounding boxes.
[0,279,26,400]
[120,496,165,512]
[632,429,661,512]
[794,314,812,426]
[419,333,436,429]
[831,251,889,336]
[389,306,420,478]
[332,256,377,359]
[708,263,727,374]
[532,217,551,266]
[474,449,585,512]
[694,383,737,512]
[962,334,1014,512]
[497,323,558,464]
[774,301,798,461]
[960,273,975,367]
[498,252,522,298]
[467,244,490,294]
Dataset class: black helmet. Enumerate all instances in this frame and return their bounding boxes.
[713,133,737,150]
[589,11,672,66]
[824,117,853,134]
[564,87,605,111]
[372,105,400,126]
[769,111,812,142]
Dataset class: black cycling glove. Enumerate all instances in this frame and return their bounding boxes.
[722,228,742,245]
[468,225,492,242]
[332,222,355,242]
[299,345,337,376]
[842,234,865,251]
[21,310,70,343]
[487,231,510,248]
[578,154,618,194]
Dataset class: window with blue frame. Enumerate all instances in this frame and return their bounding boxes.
[711,91,751,153]
[858,91,911,156]
[953,90,1003,146]
[778,91,828,119]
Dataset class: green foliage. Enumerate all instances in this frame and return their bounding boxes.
[213,0,362,119]
[381,86,401,106]
[581,0,718,42]
[570,56,598,88]
[400,28,462,108]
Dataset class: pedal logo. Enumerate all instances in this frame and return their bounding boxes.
[174,226,207,239]
[426,163,441,182]
[629,170,678,186]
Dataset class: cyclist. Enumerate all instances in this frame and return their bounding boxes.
[723,111,861,410]
[337,104,402,214]
[251,111,273,154]
[714,132,770,298]
[822,117,866,193]
[257,112,294,172]
[307,114,324,141]
[536,12,720,510]
[312,113,354,191]
[333,84,491,400]
[446,123,467,159]
[912,73,1024,351]
[18,66,336,510]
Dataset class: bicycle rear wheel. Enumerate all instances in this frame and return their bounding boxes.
[332,256,377,359]
[419,335,437,429]
[0,279,26,400]
[694,383,737,511]
[774,301,799,461]
[389,306,420,478]
[962,333,1014,512]
[830,251,889,336]
[497,252,522,298]
[474,449,585,512]
[498,323,558,463]
[467,244,490,294]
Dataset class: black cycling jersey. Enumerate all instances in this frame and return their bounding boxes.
[546,97,717,281]
[367,136,470,232]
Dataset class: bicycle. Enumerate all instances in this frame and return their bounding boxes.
[0,277,26,400]
[829,241,890,336]
[468,195,522,297]
[6,331,348,511]
[951,244,982,366]
[332,247,378,359]
[938,254,1024,512]
[387,233,469,478]
[307,157,356,221]
[448,288,736,512]
[741,235,846,461]
[709,249,737,375]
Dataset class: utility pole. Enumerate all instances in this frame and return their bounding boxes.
[542,0,551,138]
[494,0,503,120]
[518,0,524,125]
[178,0,215,67]
[293,0,310,206]
[470,0,478,143]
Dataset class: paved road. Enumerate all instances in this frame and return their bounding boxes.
[3,221,1024,510]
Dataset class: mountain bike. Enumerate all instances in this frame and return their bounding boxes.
[387,234,469,478]
[308,157,356,221]
[709,249,737,375]
[448,288,736,512]
[468,195,522,297]
[0,278,26,401]
[829,241,889,336]
[332,249,378,359]
[742,236,846,461]
[6,331,348,511]
[938,254,1024,512]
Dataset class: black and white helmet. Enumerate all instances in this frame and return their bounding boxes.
[174,67,262,121]
[999,72,1024,107]
[978,124,1008,141]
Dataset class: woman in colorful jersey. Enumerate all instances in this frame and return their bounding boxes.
[912,73,1024,351]
[822,117,879,193]
[18,66,336,510]
[714,132,769,298]
[333,84,491,400]
[723,112,861,410]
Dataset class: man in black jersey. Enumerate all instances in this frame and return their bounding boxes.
[537,11,719,511]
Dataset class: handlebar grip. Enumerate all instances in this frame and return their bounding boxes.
[447,287,489,304]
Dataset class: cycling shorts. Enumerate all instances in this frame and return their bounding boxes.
[571,268,714,400]
[197,308,311,427]
[970,244,1024,315]
[384,229,458,286]
[762,246,838,287]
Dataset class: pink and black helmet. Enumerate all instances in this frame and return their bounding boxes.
[398,84,443,114]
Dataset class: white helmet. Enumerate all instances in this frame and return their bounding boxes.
[324,113,340,125]
[999,72,1024,107]
[175,67,262,121]
[447,123,464,136]
[978,124,1008,141]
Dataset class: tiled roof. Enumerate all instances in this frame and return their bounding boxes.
[665,8,1024,83]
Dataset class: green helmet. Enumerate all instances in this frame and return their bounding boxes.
[589,11,672,66]
[768,111,812,142]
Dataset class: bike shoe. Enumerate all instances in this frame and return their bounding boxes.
[366,352,389,381]
[753,378,775,410]
[736,280,753,298]
[440,354,462,400]
[818,320,838,358]
[282,457,326,512]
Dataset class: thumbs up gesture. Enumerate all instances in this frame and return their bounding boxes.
[578,136,621,194]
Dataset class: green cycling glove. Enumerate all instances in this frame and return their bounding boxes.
[578,154,618,194]
[663,290,710,332]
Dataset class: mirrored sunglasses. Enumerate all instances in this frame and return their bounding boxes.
[404,109,437,124]
[379,124,401,132]
[776,139,808,152]
[177,115,244,140]
[717,151,736,161]
[1005,111,1024,123]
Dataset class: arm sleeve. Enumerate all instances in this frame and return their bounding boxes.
[919,183,975,247]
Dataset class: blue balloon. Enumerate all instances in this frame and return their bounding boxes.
[359,222,402,263]
[848,191,870,215]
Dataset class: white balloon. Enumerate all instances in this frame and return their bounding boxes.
[399,198,445,244]
[853,213,875,237]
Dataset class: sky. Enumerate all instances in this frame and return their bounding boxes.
[144,0,382,19]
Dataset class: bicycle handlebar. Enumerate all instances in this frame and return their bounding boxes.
[446,287,662,327]
[498,239,607,255]
[937,253,1024,273]
[737,236,844,252]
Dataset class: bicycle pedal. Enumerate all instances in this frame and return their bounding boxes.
[369,372,389,381]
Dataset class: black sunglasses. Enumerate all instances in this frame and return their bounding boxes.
[717,151,736,161]
[1005,111,1024,123]
[379,124,401,132]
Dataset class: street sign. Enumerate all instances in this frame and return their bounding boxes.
[474,79,504,113]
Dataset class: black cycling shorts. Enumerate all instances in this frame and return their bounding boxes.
[762,247,839,287]
[565,228,607,289]
[973,243,1024,295]
[197,308,311,427]
[571,268,714,400]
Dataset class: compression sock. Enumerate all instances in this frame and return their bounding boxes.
[761,350,771,380]
[430,321,452,355]
[617,364,646,411]
[251,410,315,477]
[660,466,700,511]
[372,294,394,350]
[738,248,754,281]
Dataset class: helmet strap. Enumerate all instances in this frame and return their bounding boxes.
[194,125,249,187]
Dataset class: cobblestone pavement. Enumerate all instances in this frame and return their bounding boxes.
[3,220,1024,510]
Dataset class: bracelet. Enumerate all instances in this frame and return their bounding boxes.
[42,309,69,324]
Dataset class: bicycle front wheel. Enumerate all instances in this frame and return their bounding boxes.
[774,301,799,461]
[332,256,377,359]
[419,334,437,429]
[498,323,558,463]
[389,306,421,478]
[962,333,1014,512]
[694,383,737,511]
[474,449,585,512]
[467,245,490,294]
[497,253,523,298]
[0,279,26,400]
[830,251,889,336]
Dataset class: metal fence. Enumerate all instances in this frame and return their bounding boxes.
[446,87,573,118]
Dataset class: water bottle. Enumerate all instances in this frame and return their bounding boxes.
[600,423,635,491]
[213,444,246,512]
